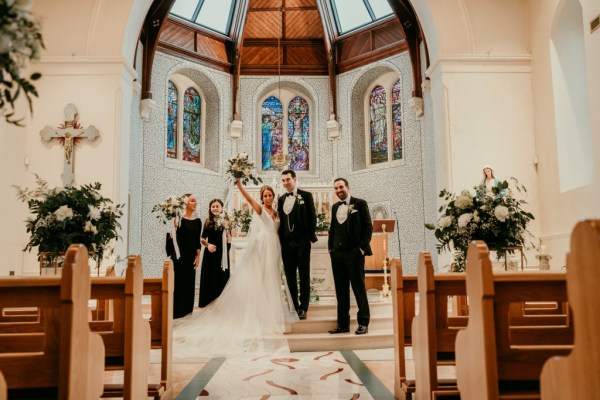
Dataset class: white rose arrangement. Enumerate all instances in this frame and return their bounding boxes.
[425,177,535,271]
[226,153,263,185]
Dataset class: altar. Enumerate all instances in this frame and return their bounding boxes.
[230,235,336,299]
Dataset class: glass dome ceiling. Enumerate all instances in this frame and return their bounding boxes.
[170,0,235,35]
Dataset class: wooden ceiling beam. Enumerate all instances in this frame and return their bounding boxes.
[248,6,318,12]
[315,0,338,120]
[243,38,324,47]
[386,0,427,98]
[140,0,177,100]
[230,0,250,120]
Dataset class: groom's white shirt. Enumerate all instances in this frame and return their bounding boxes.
[336,195,352,224]
[283,187,298,215]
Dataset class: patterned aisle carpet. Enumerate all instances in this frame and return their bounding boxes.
[176,350,394,400]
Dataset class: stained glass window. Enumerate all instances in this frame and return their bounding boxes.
[391,79,403,160]
[288,96,310,171]
[369,85,387,164]
[167,81,178,159]
[182,87,201,163]
[261,96,283,171]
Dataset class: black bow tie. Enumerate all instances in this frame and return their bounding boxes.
[340,201,347,205]
[286,192,294,197]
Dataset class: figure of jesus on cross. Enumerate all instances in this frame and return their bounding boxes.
[40,103,99,186]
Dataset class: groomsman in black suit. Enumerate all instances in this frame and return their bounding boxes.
[278,169,317,320]
[328,178,373,335]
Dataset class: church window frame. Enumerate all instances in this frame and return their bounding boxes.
[165,75,207,167]
[364,72,404,167]
[258,88,313,174]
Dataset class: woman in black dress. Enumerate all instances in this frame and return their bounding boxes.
[166,194,201,319]
[198,199,231,307]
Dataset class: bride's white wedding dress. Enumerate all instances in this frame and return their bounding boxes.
[172,208,298,359]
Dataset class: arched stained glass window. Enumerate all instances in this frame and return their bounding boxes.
[182,87,201,163]
[391,79,402,160]
[261,96,283,170]
[287,96,309,171]
[369,85,388,164]
[167,81,178,159]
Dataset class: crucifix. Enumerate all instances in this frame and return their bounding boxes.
[40,103,99,186]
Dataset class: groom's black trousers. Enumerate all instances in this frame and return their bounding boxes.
[282,240,311,313]
[330,248,370,328]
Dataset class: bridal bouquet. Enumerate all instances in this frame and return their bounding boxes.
[151,195,188,225]
[425,178,535,272]
[226,153,262,185]
[214,210,238,230]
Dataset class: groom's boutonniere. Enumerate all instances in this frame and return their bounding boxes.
[296,194,305,205]
[347,204,356,213]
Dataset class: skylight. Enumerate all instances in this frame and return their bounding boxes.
[330,0,394,35]
[170,0,235,36]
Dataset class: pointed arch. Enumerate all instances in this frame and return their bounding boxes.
[391,79,403,160]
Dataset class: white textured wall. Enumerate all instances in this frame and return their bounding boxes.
[529,0,600,269]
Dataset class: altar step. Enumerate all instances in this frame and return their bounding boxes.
[286,297,394,351]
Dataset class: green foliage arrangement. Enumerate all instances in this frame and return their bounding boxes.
[425,178,535,272]
[315,212,330,232]
[14,174,124,264]
[0,0,45,126]
[234,209,252,233]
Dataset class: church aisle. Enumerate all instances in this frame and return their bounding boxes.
[174,350,394,399]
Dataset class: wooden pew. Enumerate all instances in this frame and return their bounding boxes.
[90,255,151,400]
[0,370,6,400]
[455,241,573,400]
[101,260,174,400]
[91,265,115,321]
[541,220,600,400]
[412,252,466,400]
[391,258,418,399]
[0,245,105,399]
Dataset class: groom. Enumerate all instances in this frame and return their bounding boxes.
[328,178,372,335]
[278,169,317,320]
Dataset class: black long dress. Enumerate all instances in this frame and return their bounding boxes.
[166,218,202,319]
[198,223,231,307]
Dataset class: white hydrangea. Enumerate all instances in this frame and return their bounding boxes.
[88,205,101,220]
[84,220,98,234]
[458,213,474,228]
[494,205,510,222]
[439,215,453,228]
[455,192,474,209]
[54,205,73,221]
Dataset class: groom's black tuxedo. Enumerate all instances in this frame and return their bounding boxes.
[278,188,317,314]
[328,196,373,328]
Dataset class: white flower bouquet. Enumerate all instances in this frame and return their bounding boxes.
[151,195,188,225]
[226,153,262,185]
[14,174,124,264]
[214,210,238,230]
[425,177,535,271]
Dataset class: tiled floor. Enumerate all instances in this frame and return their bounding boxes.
[173,350,396,400]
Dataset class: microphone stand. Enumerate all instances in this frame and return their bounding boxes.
[393,211,402,265]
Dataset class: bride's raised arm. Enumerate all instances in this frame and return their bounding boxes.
[236,180,262,215]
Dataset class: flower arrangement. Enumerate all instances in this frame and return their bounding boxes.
[425,178,535,272]
[214,210,238,230]
[233,209,252,233]
[14,174,124,264]
[151,195,188,225]
[315,212,330,233]
[1,0,45,126]
[226,153,262,185]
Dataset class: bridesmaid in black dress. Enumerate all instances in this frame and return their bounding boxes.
[166,194,201,319]
[198,199,231,307]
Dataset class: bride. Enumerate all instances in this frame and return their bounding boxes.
[172,180,298,358]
